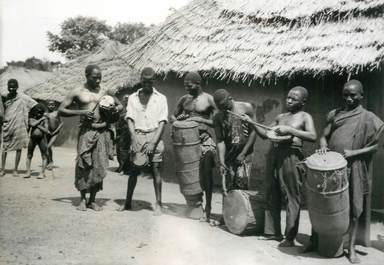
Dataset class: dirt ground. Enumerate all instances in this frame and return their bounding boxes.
[0,147,383,265]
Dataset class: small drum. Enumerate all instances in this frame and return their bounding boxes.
[303,151,349,257]
[99,95,120,123]
[132,152,149,168]
[223,190,264,235]
[266,129,292,143]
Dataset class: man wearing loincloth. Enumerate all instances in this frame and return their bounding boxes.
[244,86,317,247]
[1,79,37,177]
[59,65,122,211]
[170,71,217,222]
[308,80,384,263]
[213,89,257,213]
[118,67,168,215]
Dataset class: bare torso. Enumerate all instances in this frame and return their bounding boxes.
[46,111,61,131]
[276,111,307,146]
[75,87,106,121]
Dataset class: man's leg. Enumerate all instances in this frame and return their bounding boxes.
[152,162,162,215]
[200,150,215,222]
[118,169,139,211]
[87,186,102,211]
[278,155,301,247]
[77,190,87,211]
[348,218,361,263]
[13,149,22,176]
[0,151,7,176]
[37,139,48,179]
[25,140,36,178]
[265,168,283,241]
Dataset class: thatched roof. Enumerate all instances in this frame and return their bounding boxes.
[26,41,140,101]
[0,67,54,96]
[119,0,384,82]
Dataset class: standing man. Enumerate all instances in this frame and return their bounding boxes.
[212,89,256,203]
[244,86,317,247]
[313,80,383,263]
[115,94,131,174]
[118,67,168,215]
[170,71,217,222]
[1,79,37,177]
[59,65,122,211]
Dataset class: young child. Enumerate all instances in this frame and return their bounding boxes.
[25,103,50,179]
[45,100,63,169]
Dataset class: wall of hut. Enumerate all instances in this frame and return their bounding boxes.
[52,69,384,208]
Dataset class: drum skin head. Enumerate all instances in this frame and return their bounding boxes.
[223,190,248,234]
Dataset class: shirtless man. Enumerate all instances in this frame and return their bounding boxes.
[59,65,122,211]
[45,100,63,169]
[243,86,317,247]
[212,89,257,209]
[170,71,217,222]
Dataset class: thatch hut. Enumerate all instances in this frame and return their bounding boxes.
[118,0,384,207]
[0,66,54,96]
[26,40,140,145]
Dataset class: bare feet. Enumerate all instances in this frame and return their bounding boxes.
[153,203,162,216]
[117,204,132,211]
[87,202,102,211]
[348,250,361,264]
[259,234,284,242]
[76,200,87,211]
[24,173,31,179]
[37,173,46,179]
[47,163,54,170]
[209,219,222,227]
[12,170,19,177]
[278,239,295,247]
[0,170,5,177]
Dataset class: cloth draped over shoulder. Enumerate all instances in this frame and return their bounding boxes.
[2,93,37,151]
[328,105,384,246]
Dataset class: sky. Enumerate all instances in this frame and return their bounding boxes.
[0,0,189,66]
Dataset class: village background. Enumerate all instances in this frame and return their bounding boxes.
[0,0,383,264]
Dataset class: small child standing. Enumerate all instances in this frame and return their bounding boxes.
[45,100,63,169]
[25,103,50,179]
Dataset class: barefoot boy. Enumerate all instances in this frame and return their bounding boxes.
[25,103,50,179]
[45,100,63,169]
[243,86,317,247]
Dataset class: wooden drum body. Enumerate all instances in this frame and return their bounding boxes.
[223,190,264,235]
[304,151,349,258]
[171,120,202,198]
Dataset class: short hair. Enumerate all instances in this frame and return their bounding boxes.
[290,86,308,102]
[7,79,18,88]
[29,103,46,118]
[141,67,156,80]
[213,89,231,104]
[184,71,202,84]
[85,65,100,77]
[344,79,363,95]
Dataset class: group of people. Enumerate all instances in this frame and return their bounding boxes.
[1,64,383,264]
[0,79,63,179]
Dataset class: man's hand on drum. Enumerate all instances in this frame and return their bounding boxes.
[316,146,329,155]
[239,114,252,123]
[176,113,190,120]
[130,137,140,153]
[187,116,204,123]
[274,125,292,136]
[142,141,156,155]
[83,111,95,121]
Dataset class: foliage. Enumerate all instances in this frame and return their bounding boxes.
[108,22,151,44]
[0,57,62,74]
[47,16,111,59]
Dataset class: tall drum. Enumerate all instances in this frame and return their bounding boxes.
[304,151,349,258]
[171,120,203,200]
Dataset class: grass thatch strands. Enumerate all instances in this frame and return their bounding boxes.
[25,41,141,101]
[118,0,384,82]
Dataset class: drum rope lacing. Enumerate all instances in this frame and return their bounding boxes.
[307,167,348,195]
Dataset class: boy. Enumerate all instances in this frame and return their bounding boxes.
[45,100,63,169]
[25,103,50,179]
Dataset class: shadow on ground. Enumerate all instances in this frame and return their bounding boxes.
[114,199,153,211]
[53,197,110,207]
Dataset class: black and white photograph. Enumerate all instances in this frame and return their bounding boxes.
[0,0,383,264]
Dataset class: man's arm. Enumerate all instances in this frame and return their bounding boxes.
[170,96,186,123]
[58,89,89,117]
[36,118,51,135]
[51,122,64,136]
[236,104,257,163]
[275,113,317,142]
[29,117,45,128]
